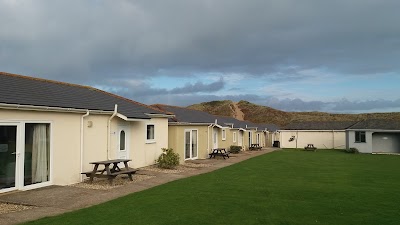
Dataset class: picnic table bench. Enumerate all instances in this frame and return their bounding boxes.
[81,159,137,184]
[304,144,317,151]
[209,148,230,159]
[249,144,262,151]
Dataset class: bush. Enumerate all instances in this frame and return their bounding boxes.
[230,145,242,154]
[156,148,180,169]
[345,147,359,154]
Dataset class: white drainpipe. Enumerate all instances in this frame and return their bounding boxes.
[207,124,214,153]
[80,110,90,181]
[107,104,118,160]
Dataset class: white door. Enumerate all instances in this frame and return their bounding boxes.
[184,130,198,160]
[213,128,218,149]
[0,124,19,192]
[117,126,130,159]
[238,131,243,146]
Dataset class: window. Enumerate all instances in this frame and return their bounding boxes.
[248,132,252,145]
[147,125,155,141]
[222,129,226,141]
[119,130,126,150]
[233,132,237,143]
[24,123,50,186]
[355,131,366,143]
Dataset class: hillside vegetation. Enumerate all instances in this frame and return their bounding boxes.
[187,100,400,127]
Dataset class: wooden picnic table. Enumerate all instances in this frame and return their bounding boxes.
[304,144,317,151]
[249,144,262,151]
[209,148,230,159]
[81,159,137,184]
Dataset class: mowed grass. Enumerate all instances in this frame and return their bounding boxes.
[24,150,400,225]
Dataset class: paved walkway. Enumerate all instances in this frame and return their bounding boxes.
[0,148,277,225]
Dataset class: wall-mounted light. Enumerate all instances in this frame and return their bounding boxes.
[87,121,93,128]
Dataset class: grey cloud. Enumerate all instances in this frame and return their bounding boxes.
[97,78,225,98]
[1,0,400,83]
[169,78,224,94]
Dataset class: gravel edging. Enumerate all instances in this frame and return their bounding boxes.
[70,174,155,190]
[0,203,36,214]
[141,162,212,174]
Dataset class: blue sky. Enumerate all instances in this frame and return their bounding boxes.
[1,0,400,113]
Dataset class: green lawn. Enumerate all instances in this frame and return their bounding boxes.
[25,150,400,225]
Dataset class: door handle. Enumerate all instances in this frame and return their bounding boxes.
[11,152,20,155]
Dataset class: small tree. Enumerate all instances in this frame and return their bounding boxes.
[156,148,180,169]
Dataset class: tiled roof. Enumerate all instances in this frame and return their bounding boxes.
[0,72,168,119]
[348,119,400,130]
[283,121,357,130]
[153,104,217,123]
[154,104,279,131]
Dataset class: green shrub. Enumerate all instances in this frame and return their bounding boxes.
[156,148,180,169]
[230,145,242,154]
[345,147,359,154]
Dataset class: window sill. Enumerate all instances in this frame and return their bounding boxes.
[146,140,156,144]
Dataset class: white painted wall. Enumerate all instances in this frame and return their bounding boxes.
[1,108,169,190]
[280,130,346,149]
[1,109,82,186]
[346,130,373,153]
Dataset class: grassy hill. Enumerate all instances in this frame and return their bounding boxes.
[187,100,400,127]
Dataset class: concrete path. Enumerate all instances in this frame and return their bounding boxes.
[0,148,277,225]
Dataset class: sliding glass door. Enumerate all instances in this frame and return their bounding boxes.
[0,122,50,192]
[24,123,50,186]
[184,130,198,160]
[0,125,17,191]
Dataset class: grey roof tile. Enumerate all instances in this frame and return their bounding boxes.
[348,119,400,130]
[0,72,168,119]
[154,104,279,131]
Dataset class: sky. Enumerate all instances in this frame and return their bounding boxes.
[1,0,400,113]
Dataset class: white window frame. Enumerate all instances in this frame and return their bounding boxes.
[0,120,53,193]
[184,129,198,160]
[222,129,226,141]
[146,124,155,144]
[233,132,237,143]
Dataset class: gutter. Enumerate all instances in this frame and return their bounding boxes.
[0,103,113,114]
[145,113,176,118]
[107,104,118,160]
[80,110,90,181]
[169,122,215,126]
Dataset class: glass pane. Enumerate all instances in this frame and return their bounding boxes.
[192,130,197,158]
[185,131,190,159]
[24,123,50,186]
[120,130,126,150]
[147,125,154,140]
[249,132,252,145]
[361,132,366,142]
[0,126,17,190]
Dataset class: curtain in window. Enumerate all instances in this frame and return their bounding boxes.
[32,124,48,183]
